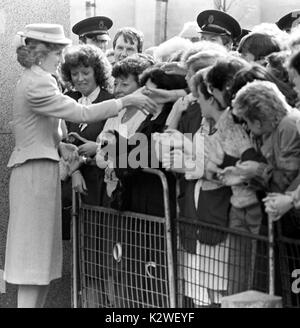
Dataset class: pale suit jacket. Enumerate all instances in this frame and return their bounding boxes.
[8,65,120,168]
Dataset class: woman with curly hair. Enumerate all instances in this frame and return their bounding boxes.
[233,80,300,302]
[59,44,115,239]
[4,23,156,308]
[232,80,300,236]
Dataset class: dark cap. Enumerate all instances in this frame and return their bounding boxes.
[197,10,242,40]
[237,28,251,42]
[276,10,300,31]
[233,28,251,49]
[72,16,113,40]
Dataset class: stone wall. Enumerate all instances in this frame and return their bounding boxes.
[0,0,71,308]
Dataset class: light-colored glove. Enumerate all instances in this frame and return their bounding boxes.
[161,62,188,76]
[78,141,98,157]
[217,166,248,186]
[122,88,158,115]
[142,87,187,104]
[59,142,79,162]
[72,170,87,195]
[263,193,294,222]
[235,160,261,179]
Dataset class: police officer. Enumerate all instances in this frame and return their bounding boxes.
[276,10,300,32]
[197,9,242,50]
[72,15,113,52]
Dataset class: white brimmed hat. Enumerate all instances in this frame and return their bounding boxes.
[17,23,72,45]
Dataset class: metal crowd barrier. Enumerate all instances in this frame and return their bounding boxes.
[276,233,300,308]
[71,169,300,308]
[176,217,270,307]
[71,168,176,308]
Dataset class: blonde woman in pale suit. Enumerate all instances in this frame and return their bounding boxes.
[4,23,157,308]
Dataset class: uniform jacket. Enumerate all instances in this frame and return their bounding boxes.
[8,65,119,168]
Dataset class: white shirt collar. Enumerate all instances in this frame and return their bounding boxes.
[79,86,101,104]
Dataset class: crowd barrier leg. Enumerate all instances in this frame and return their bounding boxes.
[71,168,176,308]
[71,189,79,308]
[221,215,282,308]
[142,168,176,308]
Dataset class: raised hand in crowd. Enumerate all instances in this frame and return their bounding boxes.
[59,142,79,162]
[217,166,248,186]
[161,61,188,76]
[235,160,262,179]
[122,88,159,115]
[263,193,294,222]
[78,141,98,158]
[66,132,90,144]
[142,86,187,104]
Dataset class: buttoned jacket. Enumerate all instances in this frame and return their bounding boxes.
[8,65,119,168]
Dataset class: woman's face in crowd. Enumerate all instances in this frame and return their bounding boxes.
[113,74,139,98]
[289,67,300,100]
[70,65,98,97]
[243,117,263,136]
[207,84,227,109]
[41,49,63,75]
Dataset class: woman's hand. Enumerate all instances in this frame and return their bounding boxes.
[217,166,247,186]
[170,96,191,116]
[263,193,294,222]
[67,157,83,175]
[67,132,89,144]
[59,142,79,162]
[72,170,87,195]
[121,88,158,115]
[161,62,187,76]
[78,141,98,157]
[235,160,261,179]
[142,87,185,104]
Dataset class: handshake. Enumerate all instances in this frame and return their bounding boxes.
[59,142,92,181]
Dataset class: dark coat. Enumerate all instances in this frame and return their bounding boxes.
[61,89,114,240]
[65,89,114,206]
[112,103,177,219]
[177,100,203,137]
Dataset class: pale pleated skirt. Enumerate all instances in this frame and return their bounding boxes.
[4,159,62,285]
[183,237,230,306]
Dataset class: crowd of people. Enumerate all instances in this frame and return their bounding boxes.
[4,8,300,307]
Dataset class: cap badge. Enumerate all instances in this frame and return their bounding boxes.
[208,15,214,24]
[99,21,105,29]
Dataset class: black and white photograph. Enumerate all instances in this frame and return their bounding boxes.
[0,0,300,311]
